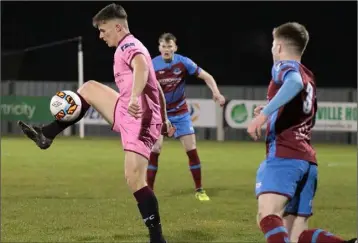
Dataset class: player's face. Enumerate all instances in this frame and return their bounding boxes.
[271,39,282,62]
[159,40,177,61]
[97,21,122,47]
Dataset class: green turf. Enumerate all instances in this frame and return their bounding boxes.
[1,137,356,242]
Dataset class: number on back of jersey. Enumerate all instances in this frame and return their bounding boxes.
[303,83,314,114]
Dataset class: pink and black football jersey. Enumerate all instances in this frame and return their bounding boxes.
[266,60,318,164]
[152,54,201,116]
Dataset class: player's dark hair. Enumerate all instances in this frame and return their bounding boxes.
[92,3,127,28]
[273,22,309,54]
[158,33,177,44]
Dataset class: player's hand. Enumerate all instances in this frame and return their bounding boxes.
[161,119,176,137]
[254,105,265,117]
[213,92,226,107]
[247,113,268,141]
[128,96,141,119]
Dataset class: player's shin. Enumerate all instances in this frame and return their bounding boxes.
[147,152,160,190]
[298,229,345,243]
[257,194,289,243]
[126,152,165,243]
[134,186,165,243]
[260,214,290,243]
[187,149,202,190]
[42,92,90,139]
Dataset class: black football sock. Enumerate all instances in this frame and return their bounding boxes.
[134,186,164,243]
[42,92,90,139]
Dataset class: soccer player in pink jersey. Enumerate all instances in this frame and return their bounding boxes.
[247,22,356,243]
[17,4,169,243]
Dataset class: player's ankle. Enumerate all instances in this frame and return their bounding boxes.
[149,224,164,240]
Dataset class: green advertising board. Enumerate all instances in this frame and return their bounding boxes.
[1,96,53,122]
[225,99,357,132]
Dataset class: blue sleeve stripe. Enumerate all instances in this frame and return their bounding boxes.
[262,71,304,116]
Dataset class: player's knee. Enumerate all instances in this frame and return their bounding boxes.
[190,139,197,150]
[77,80,99,99]
[124,168,141,189]
[256,213,261,228]
[124,162,147,191]
[257,211,267,224]
[181,134,197,151]
[257,209,283,225]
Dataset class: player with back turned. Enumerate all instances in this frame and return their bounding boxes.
[146,33,226,201]
[17,4,170,243]
[247,22,357,243]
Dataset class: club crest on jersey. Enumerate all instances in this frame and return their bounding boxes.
[173,67,182,75]
[121,42,135,51]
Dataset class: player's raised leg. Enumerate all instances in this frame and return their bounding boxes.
[18,80,119,149]
[147,135,164,190]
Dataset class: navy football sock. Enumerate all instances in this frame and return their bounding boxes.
[134,186,164,242]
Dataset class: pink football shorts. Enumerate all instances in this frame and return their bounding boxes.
[112,104,162,160]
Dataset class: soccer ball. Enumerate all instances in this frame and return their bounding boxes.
[50,90,82,122]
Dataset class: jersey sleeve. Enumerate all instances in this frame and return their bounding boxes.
[151,57,160,71]
[182,56,201,76]
[272,62,299,85]
[119,41,144,67]
[262,71,304,116]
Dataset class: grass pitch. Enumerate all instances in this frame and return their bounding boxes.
[1,137,356,242]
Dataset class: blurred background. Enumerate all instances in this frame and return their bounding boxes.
[1,1,357,142]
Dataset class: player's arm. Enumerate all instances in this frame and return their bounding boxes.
[156,81,175,137]
[261,71,304,116]
[198,69,226,106]
[130,54,149,98]
[182,56,225,105]
[182,56,220,94]
[157,81,168,122]
[248,71,304,140]
[197,69,221,96]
